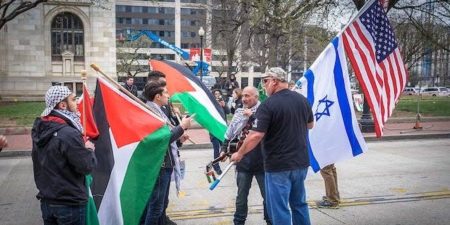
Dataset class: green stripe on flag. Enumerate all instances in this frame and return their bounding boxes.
[120,125,171,225]
[172,93,226,141]
[86,174,100,225]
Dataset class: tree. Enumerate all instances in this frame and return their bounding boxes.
[116,33,153,77]
[0,0,112,30]
[0,0,47,30]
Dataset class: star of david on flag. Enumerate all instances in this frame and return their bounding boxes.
[315,96,334,121]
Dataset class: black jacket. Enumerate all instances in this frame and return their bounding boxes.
[31,112,97,205]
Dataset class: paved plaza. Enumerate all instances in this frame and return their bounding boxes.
[1,139,449,225]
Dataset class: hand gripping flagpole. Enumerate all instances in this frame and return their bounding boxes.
[80,70,87,139]
[209,161,235,190]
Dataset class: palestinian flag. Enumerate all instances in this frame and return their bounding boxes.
[89,78,170,225]
[149,59,227,141]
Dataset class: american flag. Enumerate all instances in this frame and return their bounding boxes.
[342,0,407,137]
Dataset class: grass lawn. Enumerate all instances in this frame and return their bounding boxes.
[0,96,449,127]
[0,102,45,127]
[396,96,450,117]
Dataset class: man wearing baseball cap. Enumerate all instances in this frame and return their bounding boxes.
[32,85,97,225]
[232,67,314,225]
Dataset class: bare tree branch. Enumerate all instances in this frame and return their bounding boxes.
[0,0,48,30]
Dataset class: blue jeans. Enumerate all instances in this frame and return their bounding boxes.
[265,168,310,225]
[40,201,86,225]
[141,167,173,225]
[234,171,271,225]
[210,134,223,174]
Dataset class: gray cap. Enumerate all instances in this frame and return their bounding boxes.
[41,86,72,116]
[262,67,287,82]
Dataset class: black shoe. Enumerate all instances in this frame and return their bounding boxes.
[317,199,339,209]
[166,216,177,225]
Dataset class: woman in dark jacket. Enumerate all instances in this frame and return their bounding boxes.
[230,88,243,114]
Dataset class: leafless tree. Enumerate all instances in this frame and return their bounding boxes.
[116,33,152,78]
[0,0,47,30]
[0,0,112,30]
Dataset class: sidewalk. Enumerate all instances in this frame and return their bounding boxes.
[1,117,449,156]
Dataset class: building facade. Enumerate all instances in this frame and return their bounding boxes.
[0,0,116,101]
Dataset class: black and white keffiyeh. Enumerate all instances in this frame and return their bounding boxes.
[42,86,72,117]
[225,101,261,140]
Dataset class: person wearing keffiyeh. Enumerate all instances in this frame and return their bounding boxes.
[220,86,272,225]
[31,85,97,225]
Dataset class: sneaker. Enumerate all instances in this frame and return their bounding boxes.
[165,216,177,225]
[317,199,339,209]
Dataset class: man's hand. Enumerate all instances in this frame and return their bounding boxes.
[85,140,95,151]
[230,152,243,162]
[219,100,225,107]
[180,116,192,130]
[179,133,189,143]
[219,151,228,162]
[243,108,252,117]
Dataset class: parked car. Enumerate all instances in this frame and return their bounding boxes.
[420,87,448,97]
[403,87,417,95]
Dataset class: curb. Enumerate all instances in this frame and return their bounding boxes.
[1,133,449,158]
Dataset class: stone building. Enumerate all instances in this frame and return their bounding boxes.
[0,0,116,101]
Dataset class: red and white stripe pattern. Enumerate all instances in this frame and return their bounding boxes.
[342,0,407,137]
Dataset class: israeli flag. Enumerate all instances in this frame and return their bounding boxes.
[300,37,367,172]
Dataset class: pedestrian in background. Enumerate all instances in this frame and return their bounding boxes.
[123,75,138,97]
[317,164,340,208]
[229,88,243,115]
[231,67,314,225]
[32,85,97,225]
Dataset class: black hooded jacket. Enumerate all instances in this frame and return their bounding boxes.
[31,112,97,205]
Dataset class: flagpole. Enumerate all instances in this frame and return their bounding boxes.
[81,70,87,139]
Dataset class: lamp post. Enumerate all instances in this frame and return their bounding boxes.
[198,26,205,82]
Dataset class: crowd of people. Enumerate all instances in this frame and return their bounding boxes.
[27,66,339,225]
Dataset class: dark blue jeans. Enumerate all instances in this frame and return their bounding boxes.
[141,167,173,225]
[234,171,271,225]
[265,168,310,225]
[40,201,86,225]
[210,134,223,174]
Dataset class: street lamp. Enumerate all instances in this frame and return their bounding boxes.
[198,26,205,82]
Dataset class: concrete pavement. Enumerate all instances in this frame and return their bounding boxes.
[1,139,449,225]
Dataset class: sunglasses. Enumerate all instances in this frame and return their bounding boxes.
[262,78,272,84]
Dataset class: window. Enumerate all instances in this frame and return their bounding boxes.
[132,6,142,13]
[253,78,261,87]
[51,12,84,61]
[241,77,248,88]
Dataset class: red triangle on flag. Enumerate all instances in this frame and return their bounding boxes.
[98,79,165,148]
[78,84,99,140]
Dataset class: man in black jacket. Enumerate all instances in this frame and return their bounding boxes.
[221,86,271,225]
[32,85,97,225]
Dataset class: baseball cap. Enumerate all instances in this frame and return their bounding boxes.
[41,86,72,116]
[262,67,287,82]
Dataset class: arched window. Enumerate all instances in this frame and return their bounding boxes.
[51,12,84,61]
